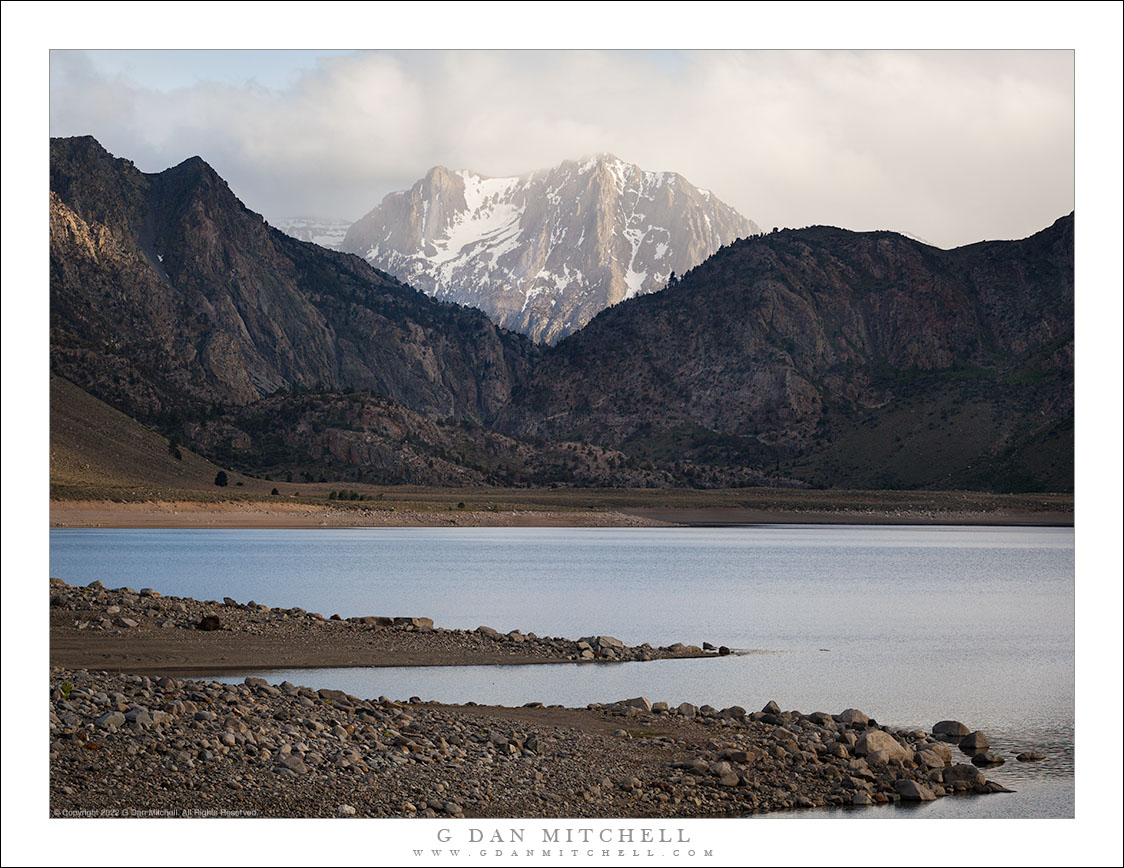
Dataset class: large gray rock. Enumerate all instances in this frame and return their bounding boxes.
[319,688,352,706]
[914,749,947,769]
[918,741,953,764]
[837,708,870,726]
[761,700,782,715]
[943,763,986,787]
[94,711,125,730]
[278,753,309,774]
[971,751,1005,766]
[933,720,971,737]
[827,742,850,759]
[854,730,911,761]
[620,697,652,712]
[394,617,434,631]
[894,779,936,801]
[595,635,624,650]
[959,731,990,752]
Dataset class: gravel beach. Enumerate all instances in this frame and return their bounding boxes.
[48,579,1013,818]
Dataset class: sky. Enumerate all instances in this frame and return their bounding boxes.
[48,48,1076,249]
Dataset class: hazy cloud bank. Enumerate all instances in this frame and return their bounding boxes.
[50,49,1074,248]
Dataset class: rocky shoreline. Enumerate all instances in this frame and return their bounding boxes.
[49,667,1017,819]
[47,578,1028,819]
[50,578,718,672]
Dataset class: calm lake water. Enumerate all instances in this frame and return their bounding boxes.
[49,525,1074,818]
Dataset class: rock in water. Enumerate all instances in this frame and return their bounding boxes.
[942,764,986,787]
[958,731,990,752]
[894,779,936,801]
[933,720,971,737]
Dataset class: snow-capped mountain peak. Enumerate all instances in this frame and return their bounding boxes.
[342,156,758,343]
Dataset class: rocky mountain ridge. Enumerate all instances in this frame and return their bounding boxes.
[49,137,1072,492]
[499,218,1073,491]
[50,136,536,430]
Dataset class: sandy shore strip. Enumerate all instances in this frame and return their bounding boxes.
[50,499,1073,528]
[49,500,671,529]
[50,579,719,674]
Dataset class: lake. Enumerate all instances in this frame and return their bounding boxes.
[49,524,1074,818]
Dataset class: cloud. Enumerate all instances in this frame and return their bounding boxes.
[49,49,1074,248]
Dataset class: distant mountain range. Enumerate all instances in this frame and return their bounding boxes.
[273,217,351,250]
[340,155,757,343]
[49,136,1072,492]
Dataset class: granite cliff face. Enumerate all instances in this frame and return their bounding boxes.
[341,155,757,343]
[50,137,536,428]
[499,219,1074,491]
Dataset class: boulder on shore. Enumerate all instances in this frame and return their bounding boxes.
[837,708,870,726]
[933,720,971,737]
[854,730,911,761]
[894,779,936,801]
